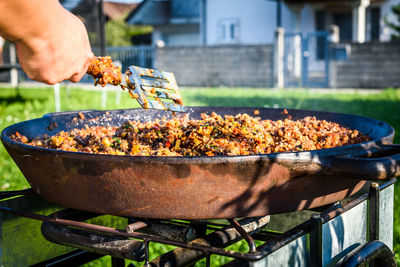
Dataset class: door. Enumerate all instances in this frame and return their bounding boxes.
[302,31,329,88]
[284,31,329,88]
[284,32,303,87]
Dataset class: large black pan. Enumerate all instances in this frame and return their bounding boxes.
[1,107,400,219]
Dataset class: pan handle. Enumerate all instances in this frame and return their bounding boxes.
[322,144,400,180]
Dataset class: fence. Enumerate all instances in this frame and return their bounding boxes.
[81,46,154,83]
[330,42,400,88]
[0,45,154,84]
[2,41,400,89]
[103,46,154,70]
[156,45,274,87]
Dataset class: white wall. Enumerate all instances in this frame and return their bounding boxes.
[152,25,201,47]
[152,0,396,47]
[206,0,277,45]
[165,32,201,46]
[281,3,315,34]
[205,1,319,45]
[281,3,296,32]
[301,5,316,34]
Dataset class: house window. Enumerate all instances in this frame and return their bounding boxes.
[370,7,380,41]
[333,12,353,42]
[218,19,240,43]
[315,10,326,60]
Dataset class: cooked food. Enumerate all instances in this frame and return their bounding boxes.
[87,56,123,87]
[11,112,370,156]
[86,56,184,112]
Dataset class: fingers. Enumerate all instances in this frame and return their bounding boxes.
[14,10,94,85]
[68,70,85,83]
[68,51,94,83]
[89,51,95,60]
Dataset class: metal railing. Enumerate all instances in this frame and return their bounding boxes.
[81,45,155,83]
[1,45,155,84]
[105,46,154,70]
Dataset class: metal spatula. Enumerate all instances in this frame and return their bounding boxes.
[124,66,185,113]
[87,56,185,113]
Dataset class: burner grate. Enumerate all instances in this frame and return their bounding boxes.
[0,180,396,267]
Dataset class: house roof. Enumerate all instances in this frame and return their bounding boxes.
[71,0,139,20]
[103,1,139,19]
[126,0,170,25]
[283,0,354,2]
[60,0,82,11]
[126,0,200,25]
[283,0,377,3]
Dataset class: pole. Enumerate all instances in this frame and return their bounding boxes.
[274,27,285,88]
[277,0,282,28]
[9,43,18,88]
[98,0,106,56]
[54,83,61,112]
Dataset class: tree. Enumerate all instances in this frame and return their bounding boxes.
[105,15,153,47]
[387,4,400,40]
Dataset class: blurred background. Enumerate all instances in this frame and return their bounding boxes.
[1,0,400,89]
[0,0,400,266]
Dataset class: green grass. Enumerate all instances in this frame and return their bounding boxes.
[1,86,400,266]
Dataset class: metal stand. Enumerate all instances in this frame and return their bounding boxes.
[0,179,396,266]
[309,181,396,267]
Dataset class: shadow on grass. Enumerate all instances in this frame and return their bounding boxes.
[0,93,27,104]
[186,94,398,111]
[0,94,49,105]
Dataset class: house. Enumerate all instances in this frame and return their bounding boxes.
[61,0,139,35]
[103,1,140,20]
[126,0,399,46]
[126,0,201,46]
[124,0,400,89]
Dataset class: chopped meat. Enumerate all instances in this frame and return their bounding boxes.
[11,113,371,157]
[87,56,122,87]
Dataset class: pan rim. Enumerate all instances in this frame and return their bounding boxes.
[1,107,394,164]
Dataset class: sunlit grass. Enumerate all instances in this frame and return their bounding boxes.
[0,85,399,266]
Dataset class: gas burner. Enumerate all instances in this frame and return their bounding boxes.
[0,180,396,266]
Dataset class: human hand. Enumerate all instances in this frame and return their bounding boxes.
[14,9,93,84]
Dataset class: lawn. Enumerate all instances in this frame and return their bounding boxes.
[1,85,400,265]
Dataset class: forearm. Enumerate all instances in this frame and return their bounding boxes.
[0,0,92,84]
[0,0,67,43]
